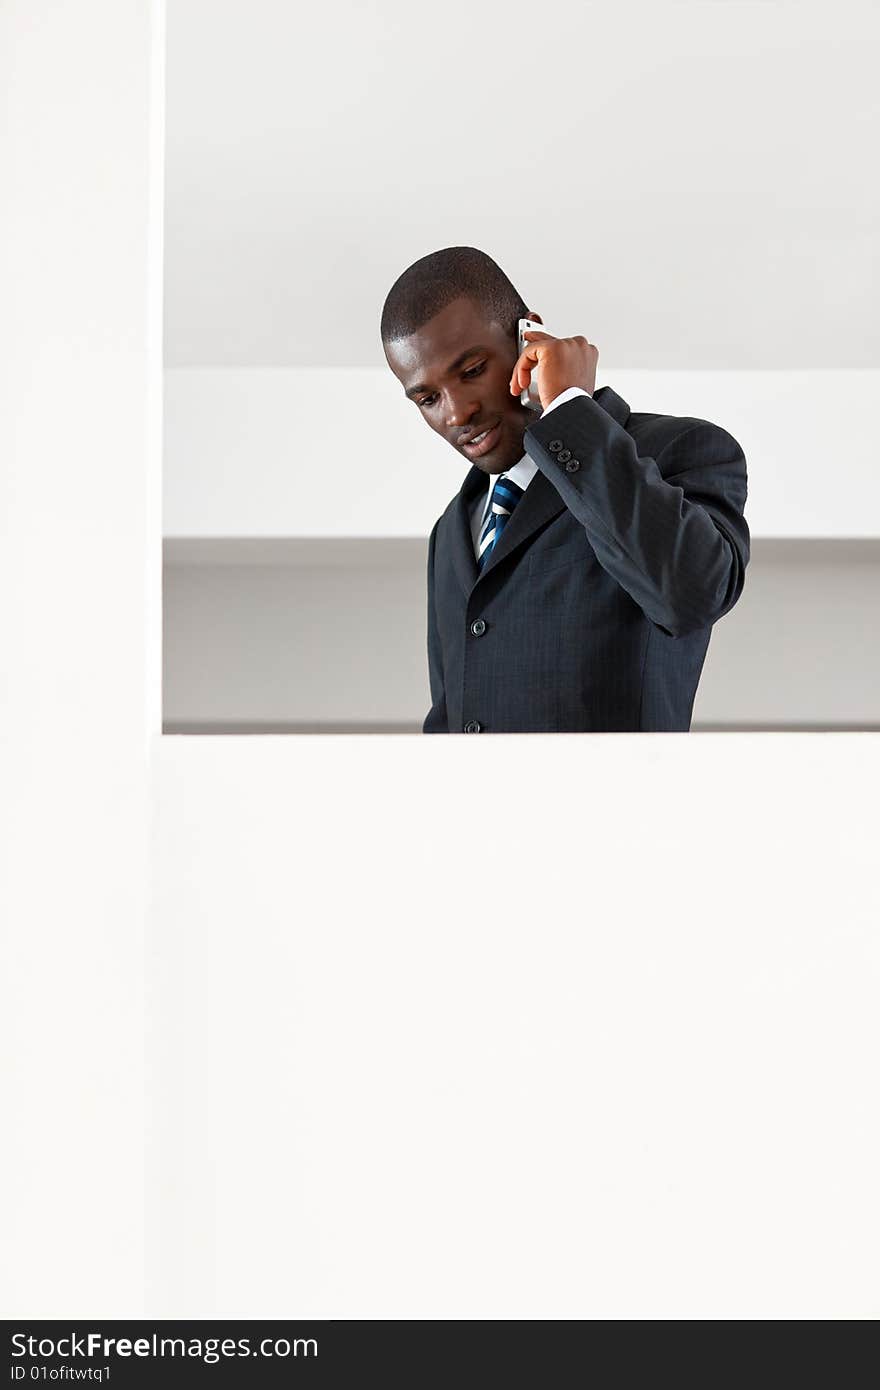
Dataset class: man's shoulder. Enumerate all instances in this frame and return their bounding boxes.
[626,405,744,459]
[548,386,744,461]
[434,488,461,529]
[431,469,480,537]
[427,491,462,554]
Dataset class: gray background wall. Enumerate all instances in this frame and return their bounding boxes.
[164,539,880,731]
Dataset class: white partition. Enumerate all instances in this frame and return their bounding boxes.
[0,0,163,1315]
[150,733,880,1319]
[164,367,880,539]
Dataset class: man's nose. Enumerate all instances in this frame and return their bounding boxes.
[446,392,479,429]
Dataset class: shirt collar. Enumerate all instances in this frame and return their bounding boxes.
[478,453,538,525]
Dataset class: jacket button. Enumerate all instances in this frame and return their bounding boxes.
[464,720,482,733]
[548,439,564,452]
[557,448,572,463]
[470,618,487,636]
[565,458,580,472]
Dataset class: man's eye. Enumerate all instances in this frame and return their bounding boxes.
[416,363,484,406]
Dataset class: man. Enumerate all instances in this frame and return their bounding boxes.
[381,247,749,734]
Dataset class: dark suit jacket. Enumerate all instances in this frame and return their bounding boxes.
[423,385,749,733]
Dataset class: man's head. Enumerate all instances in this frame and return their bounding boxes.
[381,247,541,476]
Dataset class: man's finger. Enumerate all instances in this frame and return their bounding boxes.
[510,341,546,391]
[510,353,534,392]
[514,329,553,387]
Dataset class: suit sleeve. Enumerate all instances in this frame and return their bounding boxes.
[524,396,750,638]
[423,518,449,733]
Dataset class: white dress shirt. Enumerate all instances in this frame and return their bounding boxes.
[470,386,592,558]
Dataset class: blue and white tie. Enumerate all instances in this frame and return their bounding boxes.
[477,475,524,573]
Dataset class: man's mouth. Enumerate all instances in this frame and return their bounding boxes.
[461,422,501,458]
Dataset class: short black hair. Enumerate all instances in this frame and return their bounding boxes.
[380,246,529,346]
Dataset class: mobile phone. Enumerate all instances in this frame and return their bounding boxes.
[517,317,552,410]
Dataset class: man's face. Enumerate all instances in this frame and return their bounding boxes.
[384,295,538,476]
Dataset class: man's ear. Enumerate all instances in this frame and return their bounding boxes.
[525,311,543,325]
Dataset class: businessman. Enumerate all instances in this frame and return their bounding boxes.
[381,247,749,733]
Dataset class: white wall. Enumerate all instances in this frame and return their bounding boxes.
[164,0,880,371]
[0,1,164,1315]
[163,368,880,539]
[151,733,880,1318]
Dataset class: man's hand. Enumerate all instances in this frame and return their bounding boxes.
[510,330,599,410]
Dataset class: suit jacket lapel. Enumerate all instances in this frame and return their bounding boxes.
[477,467,566,579]
[447,386,632,596]
[450,466,483,596]
[449,464,567,594]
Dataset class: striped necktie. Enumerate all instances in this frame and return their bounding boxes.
[477,474,524,573]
